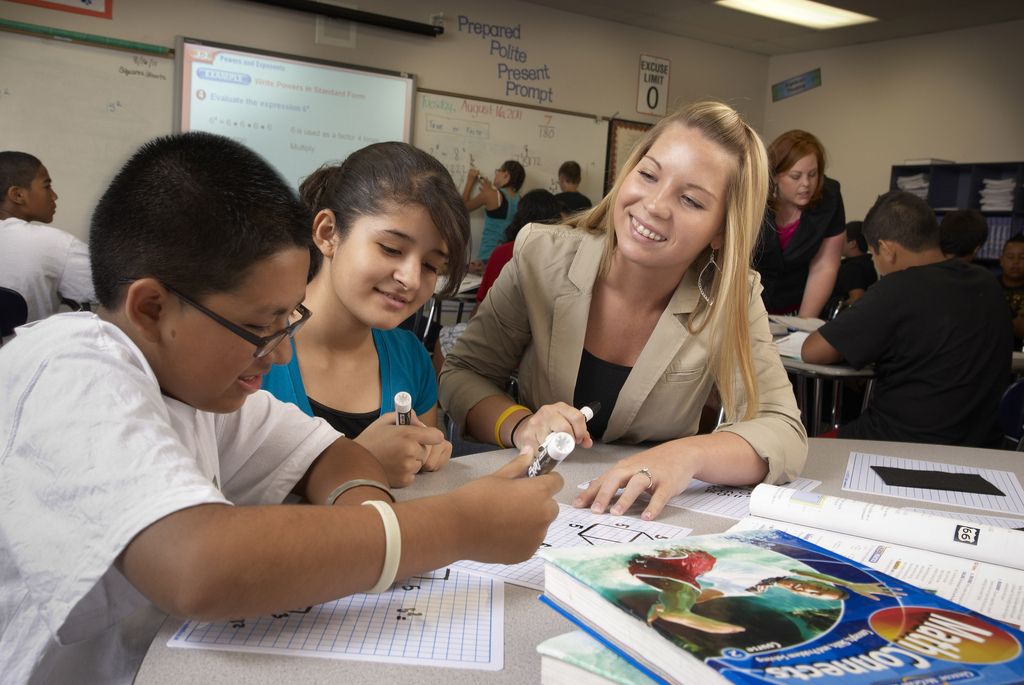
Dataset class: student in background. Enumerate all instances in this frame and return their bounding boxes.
[441,101,807,522]
[263,143,469,487]
[476,188,562,303]
[463,160,524,274]
[998,233,1024,347]
[753,130,845,318]
[939,208,988,262]
[802,190,1011,447]
[824,220,876,316]
[0,132,561,684]
[554,160,592,217]
[0,151,94,322]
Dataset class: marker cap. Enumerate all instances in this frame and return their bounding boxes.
[394,391,412,414]
[543,432,575,461]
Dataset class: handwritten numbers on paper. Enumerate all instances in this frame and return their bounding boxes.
[395,607,423,621]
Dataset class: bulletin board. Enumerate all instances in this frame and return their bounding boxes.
[604,118,652,194]
[413,90,608,249]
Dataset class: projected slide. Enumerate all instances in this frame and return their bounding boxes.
[179,38,413,187]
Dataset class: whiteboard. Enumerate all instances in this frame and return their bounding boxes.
[413,92,608,251]
[0,31,173,241]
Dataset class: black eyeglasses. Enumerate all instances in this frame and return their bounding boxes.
[120,279,311,359]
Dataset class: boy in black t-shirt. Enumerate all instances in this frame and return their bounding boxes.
[802,190,1011,447]
[824,220,876,316]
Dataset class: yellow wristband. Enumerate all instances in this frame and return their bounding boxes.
[493,404,529,448]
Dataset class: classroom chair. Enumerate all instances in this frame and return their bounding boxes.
[0,286,29,346]
[997,378,1024,451]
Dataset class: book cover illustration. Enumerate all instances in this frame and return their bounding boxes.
[537,631,658,685]
[541,529,1024,683]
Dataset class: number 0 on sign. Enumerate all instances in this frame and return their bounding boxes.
[637,54,669,116]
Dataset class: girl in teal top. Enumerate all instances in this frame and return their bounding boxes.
[263,142,471,488]
[462,159,525,273]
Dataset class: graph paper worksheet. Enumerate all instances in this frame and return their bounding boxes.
[168,568,503,670]
[453,504,691,591]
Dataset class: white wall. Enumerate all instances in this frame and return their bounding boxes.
[764,20,1024,221]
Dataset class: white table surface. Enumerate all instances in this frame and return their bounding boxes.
[135,439,1024,684]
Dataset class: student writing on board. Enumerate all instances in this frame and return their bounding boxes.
[462,160,524,274]
[0,151,95,323]
[263,142,470,486]
[440,101,807,521]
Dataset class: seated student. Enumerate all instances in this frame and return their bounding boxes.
[998,233,1024,348]
[0,151,95,322]
[802,190,1012,447]
[823,220,876,315]
[440,101,807,522]
[554,160,592,217]
[0,132,561,684]
[263,143,467,487]
[939,208,988,263]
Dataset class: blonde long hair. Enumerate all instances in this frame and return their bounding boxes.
[569,101,769,420]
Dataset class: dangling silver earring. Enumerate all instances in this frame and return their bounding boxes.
[697,250,718,306]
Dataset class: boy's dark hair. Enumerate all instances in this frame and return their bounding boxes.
[299,142,470,296]
[91,132,312,308]
[939,209,989,258]
[1003,233,1024,254]
[0,151,43,196]
[500,160,526,192]
[557,160,581,184]
[504,189,561,243]
[845,220,867,253]
[862,190,939,252]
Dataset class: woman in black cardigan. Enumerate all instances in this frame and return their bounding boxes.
[754,130,846,317]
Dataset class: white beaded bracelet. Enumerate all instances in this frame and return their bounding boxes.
[361,500,402,593]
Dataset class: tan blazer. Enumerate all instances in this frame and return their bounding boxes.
[439,224,807,483]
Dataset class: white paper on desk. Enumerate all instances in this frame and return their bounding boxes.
[773,331,809,360]
[663,476,820,519]
[768,314,825,332]
[843,451,1024,515]
[729,484,1024,625]
[452,504,690,591]
[168,568,503,670]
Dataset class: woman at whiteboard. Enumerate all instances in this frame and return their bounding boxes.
[440,101,806,520]
[263,142,470,487]
[752,130,846,318]
[462,160,525,274]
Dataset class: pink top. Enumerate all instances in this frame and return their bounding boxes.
[776,217,800,251]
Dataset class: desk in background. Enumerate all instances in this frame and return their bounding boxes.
[135,439,1024,684]
[781,357,874,436]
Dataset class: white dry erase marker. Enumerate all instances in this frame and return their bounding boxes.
[528,431,575,477]
[394,391,412,425]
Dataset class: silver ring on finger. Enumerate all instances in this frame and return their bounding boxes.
[635,466,655,490]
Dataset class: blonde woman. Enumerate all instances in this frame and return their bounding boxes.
[440,101,807,520]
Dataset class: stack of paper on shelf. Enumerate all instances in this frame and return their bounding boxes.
[895,172,929,200]
[980,177,1016,212]
[539,495,1024,684]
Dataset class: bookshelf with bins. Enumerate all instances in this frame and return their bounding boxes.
[890,161,1024,261]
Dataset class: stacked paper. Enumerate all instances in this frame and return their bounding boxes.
[895,172,928,200]
[980,177,1016,212]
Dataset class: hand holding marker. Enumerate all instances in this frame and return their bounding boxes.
[527,402,600,477]
[394,391,412,425]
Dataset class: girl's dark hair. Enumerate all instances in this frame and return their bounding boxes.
[499,160,526,192]
[91,132,312,308]
[299,142,470,296]
[503,189,561,243]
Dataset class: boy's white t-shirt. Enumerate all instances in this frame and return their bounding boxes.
[0,312,340,684]
[0,217,95,322]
